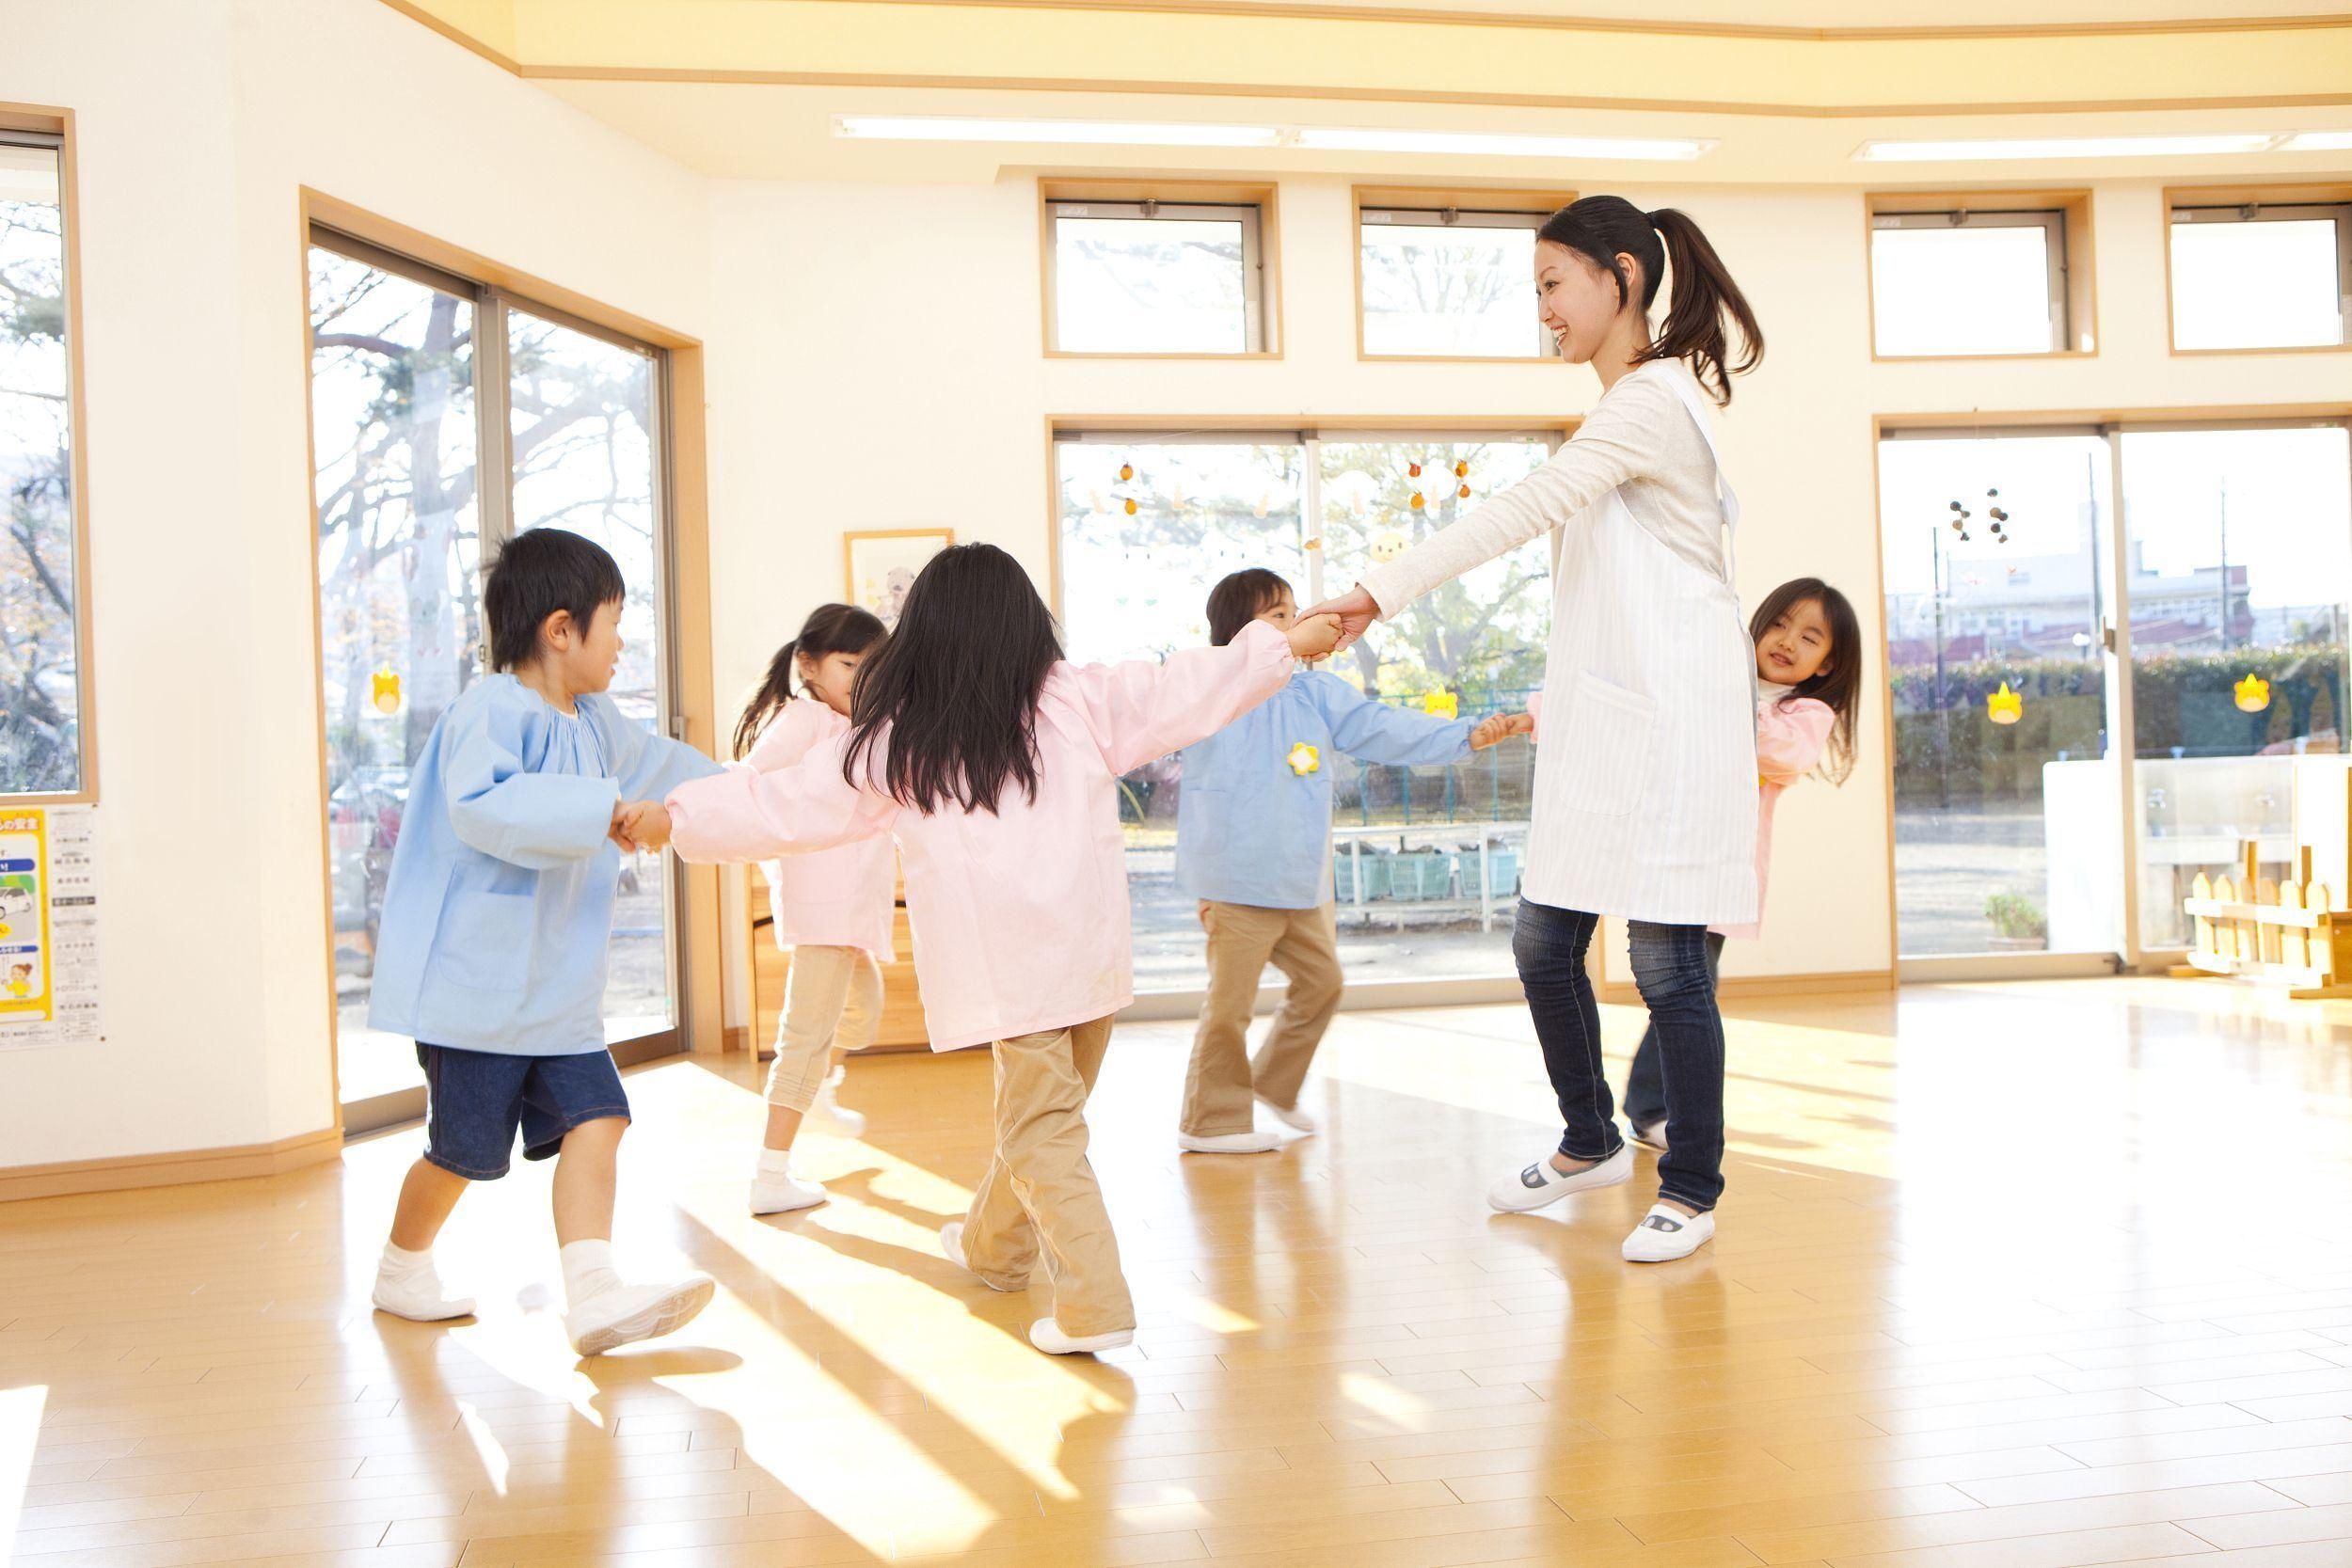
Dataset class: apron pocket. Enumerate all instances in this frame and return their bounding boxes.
[435,889,534,993]
[1559,673,1656,817]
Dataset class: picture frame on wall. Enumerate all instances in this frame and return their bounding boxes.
[844,529,955,629]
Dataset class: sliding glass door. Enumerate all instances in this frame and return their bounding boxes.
[1878,419,2352,967]
[308,233,681,1125]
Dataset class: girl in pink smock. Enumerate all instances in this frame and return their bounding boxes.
[627,545,1343,1356]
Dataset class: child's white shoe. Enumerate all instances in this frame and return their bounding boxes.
[1178,1130,1282,1153]
[1486,1145,1633,1212]
[1255,1094,1317,1134]
[1630,1119,1668,1152]
[372,1269,476,1323]
[812,1068,866,1137]
[1622,1203,1714,1262]
[940,1222,1026,1291]
[1028,1317,1134,1355]
[750,1170,828,1215]
[564,1274,715,1356]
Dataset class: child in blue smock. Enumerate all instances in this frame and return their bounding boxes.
[367,528,724,1357]
[1173,569,1524,1152]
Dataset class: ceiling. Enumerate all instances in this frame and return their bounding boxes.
[386,0,2352,184]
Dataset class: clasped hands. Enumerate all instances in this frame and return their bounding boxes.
[609,799,673,854]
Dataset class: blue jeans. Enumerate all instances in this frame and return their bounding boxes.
[1511,901,1727,1213]
[1624,930,1727,1131]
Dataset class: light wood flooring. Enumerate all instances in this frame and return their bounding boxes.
[4,976,2351,1567]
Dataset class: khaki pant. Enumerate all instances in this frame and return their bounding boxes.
[764,944,882,1113]
[960,1016,1135,1338]
[1182,901,1343,1137]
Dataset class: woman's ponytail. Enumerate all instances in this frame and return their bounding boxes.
[1535,196,1764,406]
[1643,207,1763,407]
[732,640,800,759]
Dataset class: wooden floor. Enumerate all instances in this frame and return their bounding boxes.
[5,976,2352,1568]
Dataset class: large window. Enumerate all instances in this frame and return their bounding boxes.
[1870,206,2075,357]
[1046,198,1267,354]
[308,233,680,1114]
[2170,200,2350,350]
[1878,420,2352,964]
[0,132,85,799]
[1056,427,1556,991]
[1359,205,1556,359]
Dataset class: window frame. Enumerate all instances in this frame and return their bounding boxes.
[2165,188,2352,356]
[1041,189,1273,358]
[1867,205,2073,359]
[0,112,97,805]
[1352,184,1574,364]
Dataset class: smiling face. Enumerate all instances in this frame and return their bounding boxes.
[1253,588,1298,634]
[1534,238,1640,367]
[796,648,868,717]
[535,597,625,699]
[1756,596,1836,686]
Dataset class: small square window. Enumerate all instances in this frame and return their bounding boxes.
[2169,200,2350,350]
[1047,199,1266,355]
[1871,207,2076,356]
[1359,206,1556,359]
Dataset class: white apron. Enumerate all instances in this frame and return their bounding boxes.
[1523,367,1758,928]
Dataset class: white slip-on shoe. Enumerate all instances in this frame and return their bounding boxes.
[1629,1119,1669,1152]
[1255,1094,1317,1134]
[564,1275,716,1356]
[1622,1203,1714,1262]
[371,1269,476,1323]
[940,1222,1027,1291]
[1486,1145,1634,1213]
[1178,1130,1282,1154]
[749,1171,829,1215]
[1029,1317,1135,1355]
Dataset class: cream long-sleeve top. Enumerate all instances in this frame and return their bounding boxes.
[1359,360,1729,615]
[663,622,1297,1053]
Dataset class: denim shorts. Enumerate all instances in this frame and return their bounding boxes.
[416,1043,631,1180]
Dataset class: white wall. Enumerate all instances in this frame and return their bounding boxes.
[0,0,710,1167]
[702,171,2349,995]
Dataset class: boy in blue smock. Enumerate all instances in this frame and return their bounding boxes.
[368,529,724,1356]
[1174,569,1523,1152]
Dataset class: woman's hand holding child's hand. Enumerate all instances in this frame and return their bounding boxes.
[1286,612,1345,662]
[1469,712,1535,751]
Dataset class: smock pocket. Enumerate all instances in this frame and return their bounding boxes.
[1557,672,1656,818]
[434,888,534,993]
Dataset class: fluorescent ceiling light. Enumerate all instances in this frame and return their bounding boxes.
[834,116,1279,148]
[831,116,1712,160]
[1858,133,2280,162]
[2278,131,2352,152]
[1287,127,1713,160]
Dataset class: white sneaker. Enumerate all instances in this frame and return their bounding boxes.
[372,1269,476,1323]
[564,1275,716,1356]
[1486,1145,1634,1212]
[1255,1094,1317,1134]
[750,1170,828,1215]
[1623,1203,1714,1262]
[939,1222,1027,1291]
[812,1069,866,1137]
[1029,1317,1135,1355]
[1630,1119,1668,1152]
[1178,1131,1282,1154]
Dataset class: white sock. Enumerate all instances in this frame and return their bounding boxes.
[756,1148,796,1177]
[560,1239,622,1308]
[380,1241,434,1276]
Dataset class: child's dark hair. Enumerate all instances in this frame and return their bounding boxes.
[1751,577,1862,786]
[844,544,1062,816]
[484,528,626,672]
[1205,568,1293,646]
[1536,195,1763,406]
[732,604,887,759]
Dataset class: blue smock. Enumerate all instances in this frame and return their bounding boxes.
[1175,668,1474,911]
[368,675,722,1055]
